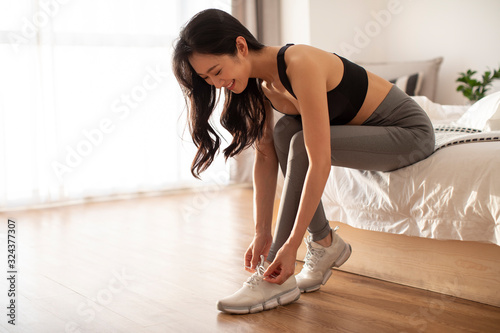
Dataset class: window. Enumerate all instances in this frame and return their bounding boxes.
[0,0,232,210]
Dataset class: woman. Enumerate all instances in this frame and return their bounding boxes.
[172,9,435,314]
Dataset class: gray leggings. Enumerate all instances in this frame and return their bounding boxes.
[267,85,435,261]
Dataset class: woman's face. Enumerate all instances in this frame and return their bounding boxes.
[189,51,250,94]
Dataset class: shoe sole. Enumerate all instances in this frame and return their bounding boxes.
[217,287,301,314]
[300,243,352,293]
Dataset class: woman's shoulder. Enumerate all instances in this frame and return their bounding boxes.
[282,44,318,62]
[284,44,339,68]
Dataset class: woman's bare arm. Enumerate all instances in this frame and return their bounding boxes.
[245,101,279,270]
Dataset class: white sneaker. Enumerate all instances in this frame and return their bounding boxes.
[296,227,352,293]
[217,256,301,314]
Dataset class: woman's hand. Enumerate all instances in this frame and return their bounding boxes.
[244,233,273,273]
[263,244,298,285]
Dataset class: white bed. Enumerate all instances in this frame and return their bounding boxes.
[322,95,500,246]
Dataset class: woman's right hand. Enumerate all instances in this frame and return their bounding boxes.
[244,233,273,272]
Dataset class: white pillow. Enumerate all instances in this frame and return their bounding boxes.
[484,101,500,131]
[411,96,468,125]
[454,91,500,131]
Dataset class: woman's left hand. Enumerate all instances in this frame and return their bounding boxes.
[263,244,298,285]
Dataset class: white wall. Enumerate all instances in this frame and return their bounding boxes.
[281,0,311,45]
[283,0,500,104]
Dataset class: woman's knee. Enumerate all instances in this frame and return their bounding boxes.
[273,116,302,152]
[398,132,435,169]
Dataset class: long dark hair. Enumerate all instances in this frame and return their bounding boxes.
[172,9,266,179]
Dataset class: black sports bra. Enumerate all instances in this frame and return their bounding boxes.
[274,43,369,125]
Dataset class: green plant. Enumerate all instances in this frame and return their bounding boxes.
[456,66,500,102]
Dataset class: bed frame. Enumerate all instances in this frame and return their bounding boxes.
[272,200,500,307]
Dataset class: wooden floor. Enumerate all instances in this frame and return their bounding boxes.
[0,186,499,333]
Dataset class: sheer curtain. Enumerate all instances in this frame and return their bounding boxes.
[0,0,232,211]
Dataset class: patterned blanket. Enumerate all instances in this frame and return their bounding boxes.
[434,126,500,151]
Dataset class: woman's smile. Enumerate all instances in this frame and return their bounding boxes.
[225,79,236,91]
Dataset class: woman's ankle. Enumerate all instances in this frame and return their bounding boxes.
[315,231,332,247]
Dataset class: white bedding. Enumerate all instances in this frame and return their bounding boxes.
[321,96,500,245]
[323,142,500,245]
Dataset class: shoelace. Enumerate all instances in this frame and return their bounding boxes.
[303,226,340,271]
[303,238,325,271]
[244,255,266,288]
